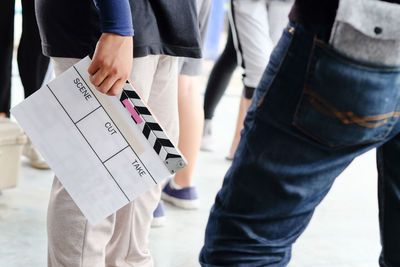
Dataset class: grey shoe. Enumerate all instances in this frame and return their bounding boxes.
[22,139,50,169]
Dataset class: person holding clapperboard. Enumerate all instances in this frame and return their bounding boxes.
[34,0,201,266]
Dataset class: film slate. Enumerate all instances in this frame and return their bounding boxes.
[11,56,187,224]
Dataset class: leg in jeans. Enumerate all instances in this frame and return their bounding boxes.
[0,0,15,116]
[18,0,50,99]
[200,21,400,266]
[48,55,178,267]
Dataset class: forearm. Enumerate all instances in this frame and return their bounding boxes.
[89,0,133,96]
[93,0,134,36]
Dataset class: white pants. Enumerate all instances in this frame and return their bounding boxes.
[230,0,292,88]
[47,55,179,267]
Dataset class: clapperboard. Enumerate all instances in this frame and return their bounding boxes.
[11,57,186,224]
[120,89,185,174]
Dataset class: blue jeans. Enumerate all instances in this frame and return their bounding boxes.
[200,21,400,267]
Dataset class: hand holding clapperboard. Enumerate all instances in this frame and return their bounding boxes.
[11,57,186,224]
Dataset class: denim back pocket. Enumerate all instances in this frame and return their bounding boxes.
[293,39,400,147]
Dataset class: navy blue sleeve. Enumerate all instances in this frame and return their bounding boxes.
[93,0,134,36]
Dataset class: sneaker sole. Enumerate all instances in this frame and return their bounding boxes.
[161,192,199,210]
[200,138,216,152]
[151,216,166,228]
[30,160,51,170]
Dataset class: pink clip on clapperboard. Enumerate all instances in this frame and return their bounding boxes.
[120,81,186,174]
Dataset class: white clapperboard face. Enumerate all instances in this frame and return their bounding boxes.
[11,57,186,225]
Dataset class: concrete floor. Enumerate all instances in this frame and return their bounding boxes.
[1,59,382,267]
[1,11,381,266]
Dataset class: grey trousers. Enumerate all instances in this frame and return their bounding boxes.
[178,0,212,76]
[47,55,179,267]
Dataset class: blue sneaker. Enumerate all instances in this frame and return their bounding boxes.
[151,200,166,227]
[161,180,199,209]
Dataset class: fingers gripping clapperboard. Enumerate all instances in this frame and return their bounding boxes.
[11,57,186,224]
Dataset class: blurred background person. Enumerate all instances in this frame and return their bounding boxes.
[0,0,51,169]
[201,0,293,160]
[153,0,212,226]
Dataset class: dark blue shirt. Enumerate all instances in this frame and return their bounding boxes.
[35,0,202,59]
[93,0,134,36]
